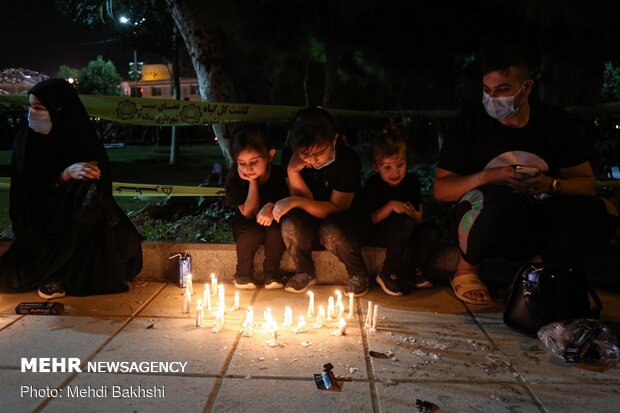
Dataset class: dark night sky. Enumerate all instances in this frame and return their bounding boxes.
[2,1,135,77]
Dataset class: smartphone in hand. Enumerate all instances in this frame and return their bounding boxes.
[514,165,540,177]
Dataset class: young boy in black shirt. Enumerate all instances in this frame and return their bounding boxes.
[273,107,370,296]
[361,127,440,296]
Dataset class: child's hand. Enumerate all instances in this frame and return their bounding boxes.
[390,200,416,218]
[238,166,257,181]
[287,152,309,173]
[256,203,275,226]
[406,202,423,225]
[272,197,296,222]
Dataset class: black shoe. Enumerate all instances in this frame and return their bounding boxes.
[264,275,284,290]
[413,268,433,289]
[233,274,256,290]
[284,273,316,293]
[345,274,369,297]
[38,281,65,299]
[376,274,403,296]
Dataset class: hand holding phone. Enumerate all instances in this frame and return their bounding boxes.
[514,165,540,177]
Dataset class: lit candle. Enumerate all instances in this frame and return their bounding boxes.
[348,293,354,319]
[283,306,293,327]
[365,300,374,329]
[294,316,307,334]
[240,306,254,337]
[327,296,335,320]
[196,299,204,327]
[218,284,225,311]
[263,307,273,329]
[307,291,315,317]
[184,273,194,295]
[211,273,218,296]
[335,290,342,308]
[183,287,191,314]
[314,306,326,329]
[212,307,224,332]
[371,304,379,333]
[331,316,347,336]
[231,291,240,311]
[337,302,344,321]
[204,284,212,311]
[272,320,279,341]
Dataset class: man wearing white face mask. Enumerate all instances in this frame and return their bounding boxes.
[433,44,618,306]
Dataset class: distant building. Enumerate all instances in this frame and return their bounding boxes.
[120,64,201,101]
[0,68,49,94]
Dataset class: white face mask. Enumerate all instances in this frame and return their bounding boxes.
[482,83,526,120]
[28,108,52,135]
[312,144,336,170]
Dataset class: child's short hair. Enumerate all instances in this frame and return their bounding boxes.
[290,107,336,152]
[371,124,406,164]
[230,124,272,160]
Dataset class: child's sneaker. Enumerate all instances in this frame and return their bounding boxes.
[264,275,284,290]
[413,268,433,289]
[284,273,316,293]
[345,274,369,297]
[38,281,65,299]
[376,273,403,296]
[233,274,256,290]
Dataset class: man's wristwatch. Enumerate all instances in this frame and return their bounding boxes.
[550,178,561,195]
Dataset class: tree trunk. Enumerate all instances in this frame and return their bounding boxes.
[166,0,241,166]
[320,0,337,108]
[169,25,181,165]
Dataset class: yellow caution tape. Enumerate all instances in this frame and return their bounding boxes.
[0,177,224,197]
[0,176,616,195]
[0,94,457,126]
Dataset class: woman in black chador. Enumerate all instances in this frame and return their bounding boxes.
[0,78,143,299]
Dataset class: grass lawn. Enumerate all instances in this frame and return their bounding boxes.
[0,144,228,230]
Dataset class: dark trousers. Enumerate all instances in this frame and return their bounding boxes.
[232,216,285,279]
[280,209,370,278]
[370,214,441,279]
[453,184,619,268]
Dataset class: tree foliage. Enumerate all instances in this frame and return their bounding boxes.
[77,55,123,95]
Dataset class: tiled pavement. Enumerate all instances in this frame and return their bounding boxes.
[1,281,619,413]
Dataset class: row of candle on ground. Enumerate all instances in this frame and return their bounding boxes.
[194,298,381,337]
[181,273,380,334]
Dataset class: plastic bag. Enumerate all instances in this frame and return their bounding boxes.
[538,319,620,363]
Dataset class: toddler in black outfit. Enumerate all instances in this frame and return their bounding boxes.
[360,126,440,296]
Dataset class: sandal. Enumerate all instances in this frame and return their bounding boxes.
[450,273,491,305]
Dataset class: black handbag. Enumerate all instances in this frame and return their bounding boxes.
[503,263,603,338]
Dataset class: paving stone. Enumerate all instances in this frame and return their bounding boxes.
[0,316,124,368]
[140,282,252,322]
[0,314,22,330]
[213,377,373,413]
[482,322,620,383]
[42,373,215,413]
[0,281,163,317]
[366,322,518,383]
[527,383,620,413]
[91,317,236,376]
[0,370,68,413]
[376,382,540,413]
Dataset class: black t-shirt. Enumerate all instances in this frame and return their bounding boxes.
[438,101,588,176]
[281,139,361,201]
[360,171,422,213]
[225,163,289,212]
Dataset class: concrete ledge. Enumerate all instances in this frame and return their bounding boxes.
[0,240,461,285]
[141,241,461,284]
